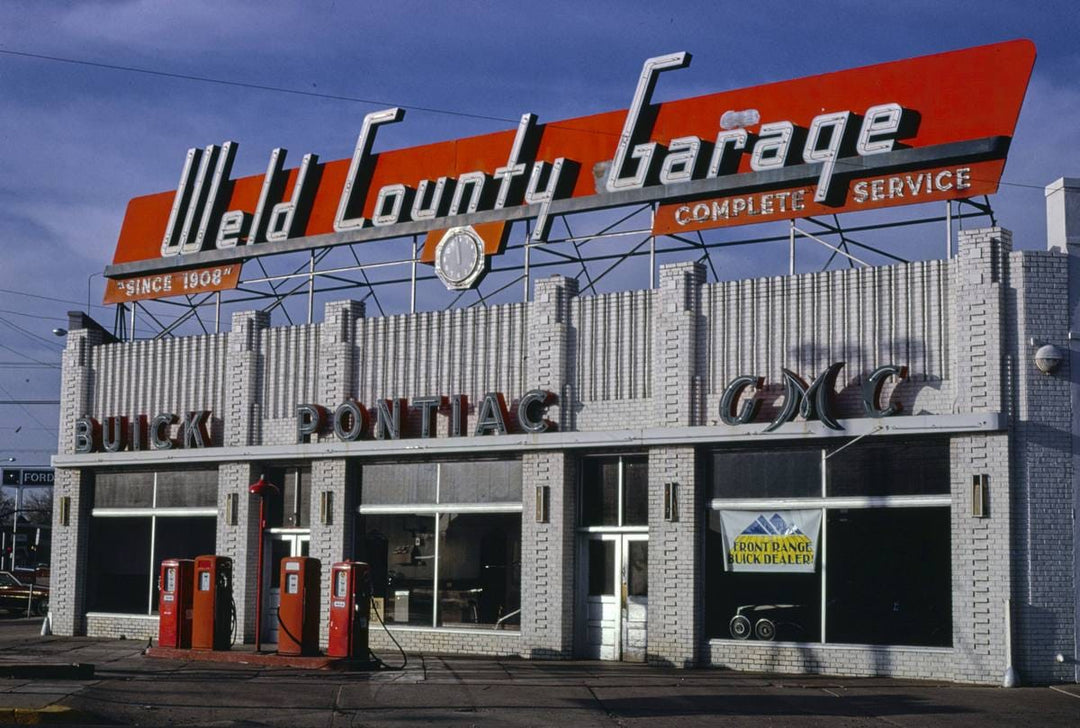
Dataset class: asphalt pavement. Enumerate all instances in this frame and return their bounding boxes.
[1,615,1079,726]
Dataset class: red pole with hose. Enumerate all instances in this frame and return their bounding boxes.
[249,475,277,653]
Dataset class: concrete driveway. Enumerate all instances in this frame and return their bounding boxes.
[1,617,1079,726]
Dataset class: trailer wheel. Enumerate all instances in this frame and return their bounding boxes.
[729,614,751,640]
[754,618,776,641]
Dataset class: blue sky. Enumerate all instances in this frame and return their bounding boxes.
[0,0,1078,464]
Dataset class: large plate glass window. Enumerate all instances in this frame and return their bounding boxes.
[356,459,522,631]
[705,438,951,647]
[87,469,217,615]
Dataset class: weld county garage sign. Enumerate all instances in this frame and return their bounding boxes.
[105,40,1034,300]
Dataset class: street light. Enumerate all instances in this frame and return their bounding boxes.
[249,475,278,653]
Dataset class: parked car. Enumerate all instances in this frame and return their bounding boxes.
[0,570,48,616]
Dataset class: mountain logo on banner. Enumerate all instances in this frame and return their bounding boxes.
[729,513,815,567]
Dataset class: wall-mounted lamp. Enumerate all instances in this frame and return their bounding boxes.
[535,485,550,523]
[59,496,71,527]
[225,493,238,526]
[664,482,679,522]
[319,491,334,525]
[1033,342,1064,374]
[972,474,989,518]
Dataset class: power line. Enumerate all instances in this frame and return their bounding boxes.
[0,342,57,367]
[0,308,67,323]
[0,285,103,309]
[0,48,519,125]
[0,316,65,350]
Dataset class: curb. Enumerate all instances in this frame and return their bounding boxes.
[0,706,97,725]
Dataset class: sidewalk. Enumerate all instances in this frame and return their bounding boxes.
[1,616,1079,726]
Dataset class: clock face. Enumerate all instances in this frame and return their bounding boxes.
[434,227,486,289]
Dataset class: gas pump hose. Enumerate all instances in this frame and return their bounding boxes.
[229,597,238,647]
[368,596,408,670]
[275,609,303,648]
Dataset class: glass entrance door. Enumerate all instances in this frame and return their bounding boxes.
[261,531,310,644]
[582,533,648,661]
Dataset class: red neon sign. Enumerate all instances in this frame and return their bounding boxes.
[107,39,1034,298]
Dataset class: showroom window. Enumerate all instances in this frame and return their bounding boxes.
[705,438,951,647]
[87,469,217,615]
[355,459,522,630]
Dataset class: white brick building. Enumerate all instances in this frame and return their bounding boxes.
[48,179,1080,685]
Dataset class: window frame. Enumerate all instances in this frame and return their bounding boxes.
[707,439,952,648]
[577,453,649,533]
[89,469,217,616]
[357,459,523,631]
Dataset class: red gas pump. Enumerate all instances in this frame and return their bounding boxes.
[277,556,321,656]
[157,559,194,648]
[327,561,372,660]
[192,555,233,650]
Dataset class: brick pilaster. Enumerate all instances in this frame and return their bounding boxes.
[527,275,578,430]
[216,461,262,643]
[51,325,106,636]
[646,447,698,667]
[950,227,1012,683]
[308,458,357,647]
[653,262,704,427]
[225,310,269,447]
[520,451,577,658]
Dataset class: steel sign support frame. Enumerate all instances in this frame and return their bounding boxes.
[94,197,995,342]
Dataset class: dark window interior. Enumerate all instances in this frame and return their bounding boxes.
[356,514,435,626]
[264,467,311,528]
[150,517,217,613]
[706,511,821,642]
[825,507,952,646]
[712,448,821,500]
[827,439,950,497]
[622,458,649,526]
[588,540,615,596]
[581,460,620,526]
[437,512,521,627]
[87,516,152,613]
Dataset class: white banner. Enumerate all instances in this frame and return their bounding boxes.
[719,509,822,573]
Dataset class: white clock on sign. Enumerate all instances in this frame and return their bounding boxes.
[434,226,487,290]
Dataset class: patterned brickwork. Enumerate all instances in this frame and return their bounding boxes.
[944,228,1012,684]
[521,451,577,659]
[308,458,355,647]
[368,626,521,658]
[655,262,705,428]
[51,326,107,636]
[529,276,578,430]
[215,462,262,643]
[646,447,698,667]
[225,310,269,447]
[1009,249,1076,683]
[86,613,159,641]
